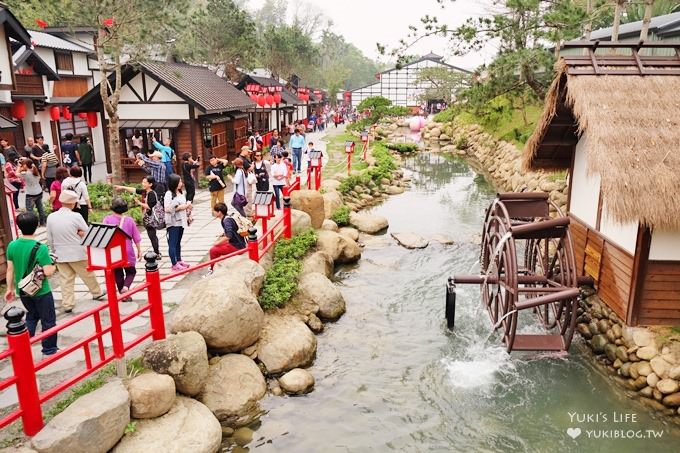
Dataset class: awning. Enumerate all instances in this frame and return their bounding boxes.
[0,115,19,129]
[119,120,182,129]
[48,97,80,104]
[12,94,46,100]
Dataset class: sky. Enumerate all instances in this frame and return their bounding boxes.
[247,0,499,71]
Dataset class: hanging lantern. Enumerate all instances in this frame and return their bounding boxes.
[265,94,274,106]
[49,106,60,121]
[249,94,257,102]
[102,17,115,28]
[257,95,266,107]
[273,93,282,105]
[10,100,26,120]
[35,19,49,29]
[87,111,98,128]
[63,106,72,120]
[78,112,88,119]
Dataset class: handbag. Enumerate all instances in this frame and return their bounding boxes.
[247,172,257,185]
[142,191,166,229]
[18,243,46,297]
[232,192,248,208]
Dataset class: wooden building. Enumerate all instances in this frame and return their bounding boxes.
[71,61,256,181]
[523,42,680,326]
[237,75,302,133]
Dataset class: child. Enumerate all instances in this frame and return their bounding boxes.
[4,212,58,355]
[282,150,293,185]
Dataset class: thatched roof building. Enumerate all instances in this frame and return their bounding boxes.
[524,60,680,231]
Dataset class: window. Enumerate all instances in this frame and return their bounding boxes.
[201,122,212,148]
[55,51,74,72]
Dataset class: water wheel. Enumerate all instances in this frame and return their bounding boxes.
[448,192,582,353]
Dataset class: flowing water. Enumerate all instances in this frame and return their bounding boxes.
[239,152,680,452]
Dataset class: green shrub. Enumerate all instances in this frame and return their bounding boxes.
[89,182,139,210]
[331,205,351,227]
[385,143,418,153]
[455,135,469,150]
[260,230,317,310]
[433,106,458,123]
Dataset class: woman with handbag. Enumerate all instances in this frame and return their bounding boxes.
[228,158,248,217]
[114,176,163,258]
[164,174,191,271]
[103,198,142,301]
[253,151,270,192]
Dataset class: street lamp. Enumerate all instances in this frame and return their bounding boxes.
[253,191,275,248]
[345,141,355,175]
[307,150,323,190]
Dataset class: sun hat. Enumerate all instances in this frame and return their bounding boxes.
[58,190,78,204]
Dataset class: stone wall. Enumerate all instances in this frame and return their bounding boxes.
[421,120,568,213]
[579,294,680,418]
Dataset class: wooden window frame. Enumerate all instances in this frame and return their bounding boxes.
[55,51,74,72]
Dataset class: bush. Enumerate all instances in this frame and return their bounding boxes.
[385,143,418,153]
[433,106,459,123]
[331,205,351,226]
[455,135,469,150]
[260,230,317,310]
[89,182,140,210]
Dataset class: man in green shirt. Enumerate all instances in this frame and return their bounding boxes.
[4,212,58,355]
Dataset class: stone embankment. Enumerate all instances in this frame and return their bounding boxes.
[579,294,680,418]
[26,143,410,451]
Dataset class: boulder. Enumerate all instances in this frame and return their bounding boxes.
[198,354,266,427]
[604,343,618,363]
[257,315,317,374]
[142,331,209,397]
[291,190,325,228]
[320,179,341,192]
[338,227,359,242]
[431,234,454,245]
[306,313,324,333]
[391,232,429,249]
[295,273,346,321]
[214,255,266,295]
[637,345,658,360]
[112,397,221,453]
[386,186,405,195]
[323,192,344,219]
[171,274,263,353]
[291,209,312,236]
[651,357,671,379]
[349,212,388,234]
[316,230,361,263]
[337,235,362,264]
[278,369,315,395]
[632,329,654,347]
[657,379,680,395]
[662,392,680,407]
[321,219,339,232]
[32,380,130,453]
[128,372,176,419]
[670,365,680,380]
[590,335,608,353]
[301,251,334,279]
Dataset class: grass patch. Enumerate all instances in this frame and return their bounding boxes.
[456,103,542,146]
[321,131,367,178]
[260,230,317,310]
[546,170,567,182]
[331,205,351,227]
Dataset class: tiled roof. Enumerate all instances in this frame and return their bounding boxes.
[29,30,91,53]
[142,61,256,113]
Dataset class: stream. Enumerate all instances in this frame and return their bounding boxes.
[237,152,680,452]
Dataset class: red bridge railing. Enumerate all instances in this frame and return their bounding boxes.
[0,182,303,436]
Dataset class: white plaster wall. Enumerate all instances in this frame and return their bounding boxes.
[127,74,146,100]
[34,48,56,70]
[114,104,189,120]
[599,207,638,254]
[0,28,12,86]
[649,230,680,261]
[569,134,600,227]
[151,84,183,102]
[91,120,106,163]
[73,53,89,75]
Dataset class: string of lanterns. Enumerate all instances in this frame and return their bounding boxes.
[245,84,283,108]
[9,100,98,128]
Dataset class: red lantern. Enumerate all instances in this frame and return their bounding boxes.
[102,17,115,28]
[265,94,274,106]
[87,112,98,128]
[63,106,72,120]
[273,93,282,104]
[35,19,49,29]
[78,112,88,119]
[249,94,257,102]
[11,100,26,120]
[49,106,60,121]
[257,95,266,107]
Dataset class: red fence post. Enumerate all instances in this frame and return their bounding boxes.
[247,228,260,262]
[283,197,292,239]
[4,307,43,436]
[144,252,166,341]
[104,268,126,377]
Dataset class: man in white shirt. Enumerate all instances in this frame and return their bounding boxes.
[46,190,106,312]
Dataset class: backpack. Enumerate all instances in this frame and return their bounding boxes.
[226,210,253,237]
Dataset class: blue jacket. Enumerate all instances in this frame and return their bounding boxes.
[153,141,174,163]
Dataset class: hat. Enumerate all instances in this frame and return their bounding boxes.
[241,146,251,153]
[59,190,78,204]
[150,151,162,159]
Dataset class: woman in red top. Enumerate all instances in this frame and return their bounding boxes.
[4,152,23,209]
[49,167,69,211]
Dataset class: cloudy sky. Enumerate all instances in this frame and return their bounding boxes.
[247,0,499,71]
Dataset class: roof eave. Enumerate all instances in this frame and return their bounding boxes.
[0,8,31,46]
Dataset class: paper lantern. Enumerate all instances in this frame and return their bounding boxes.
[419,116,426,128]
[87,112,98,128]
[249,94,257,103]
[257,95,266,107]
[49,106,60,121]
[35,19,49,29]
[11,100,26,120]
[273,93,281,105]
[409,116,421,132]
[102,18,115,28]
[78,112,88,119]
[265,94,274,106]
[63,106,72,120]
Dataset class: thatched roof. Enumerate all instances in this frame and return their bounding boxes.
[524,60,680,230]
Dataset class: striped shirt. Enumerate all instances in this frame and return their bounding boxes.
[41,151,59,169]
[137,154,166,184]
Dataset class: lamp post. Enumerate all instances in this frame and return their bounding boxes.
[253,191,275,248]
[345,141,355,175]
[307,150,323,190]
[361,130,369,160]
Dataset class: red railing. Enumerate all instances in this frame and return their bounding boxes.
[0,181,303,437]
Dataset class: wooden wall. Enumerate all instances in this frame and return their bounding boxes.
[174,120,202,160]
[638,261,680,325]
[570,214,634,321]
